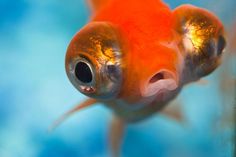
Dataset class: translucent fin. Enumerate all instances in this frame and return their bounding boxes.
[87,0,111,13]
[48,98,97,132]
[228,21,236,54]
[109,116,125,157]
[185,78,209,87]
[160,102,184,122]
[195,79,209,86]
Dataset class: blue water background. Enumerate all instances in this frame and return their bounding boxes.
[0,0,235,157]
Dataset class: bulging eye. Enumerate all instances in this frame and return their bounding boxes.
[65,22,124,99]
[173,4,226,80]
[75,61,93,83]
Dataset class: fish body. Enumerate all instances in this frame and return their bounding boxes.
[65,0,225,122]
[51,0,227,155]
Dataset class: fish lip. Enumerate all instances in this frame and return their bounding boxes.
[79,85,96,94]
[140,70,178,97]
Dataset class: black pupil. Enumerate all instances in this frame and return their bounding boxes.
[75,62,93,83]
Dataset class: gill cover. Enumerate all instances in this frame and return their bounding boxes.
[173,5,226,81]
[65,22,124,99]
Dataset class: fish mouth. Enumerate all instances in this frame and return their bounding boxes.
[79,85,96,94]
[140,69,178,97]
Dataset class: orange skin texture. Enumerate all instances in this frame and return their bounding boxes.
[92,0,179,103]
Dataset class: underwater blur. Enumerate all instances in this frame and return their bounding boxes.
[0,0,235,157]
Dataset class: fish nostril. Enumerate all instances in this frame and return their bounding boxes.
[75,61,93,83]
[149,72,164,83]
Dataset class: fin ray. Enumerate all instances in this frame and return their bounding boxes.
[160,102,184,122]
[48,98,97,132]
[109,116,125,157]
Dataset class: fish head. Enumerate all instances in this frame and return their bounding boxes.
[65,22,181,104]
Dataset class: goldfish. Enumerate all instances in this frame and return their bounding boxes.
[52,0,226,156]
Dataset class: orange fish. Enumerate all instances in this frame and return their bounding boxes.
[52,0,226,156]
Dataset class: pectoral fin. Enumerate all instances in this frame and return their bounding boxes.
[49,98,97,132]
[160,102,184,123]
[109,116,125,157]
